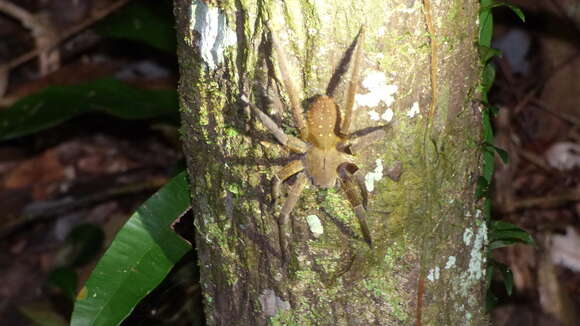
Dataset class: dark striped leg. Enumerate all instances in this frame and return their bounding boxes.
[339,167,372,246]
[278,172,308,263]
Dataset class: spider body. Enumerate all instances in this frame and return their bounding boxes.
[241,26,385,261]
[304,95,352,188]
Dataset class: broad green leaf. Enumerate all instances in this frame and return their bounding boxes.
[0,78,178,141]
[71,171,192,326]
[96,1,176,53]
[48,267,78,300]
[481,62,496,94]
[485,263,494,290]
[475,176,490,200]
[66,224,105,267]
[488,239,520,250]
[494,262,514,295]
[481,107,495,182]
[490,221,535,245]
[483,142,509,164]
[479,0,494,47]
[488,105,500,116]
[481,2,525,23]
[479,45,502,64]
[485,288,499,312]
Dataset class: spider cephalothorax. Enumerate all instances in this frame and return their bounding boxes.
[241,26,385,261]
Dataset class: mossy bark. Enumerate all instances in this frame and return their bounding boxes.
[174,0,488,325]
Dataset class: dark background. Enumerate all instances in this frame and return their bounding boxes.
[1,0,579,325]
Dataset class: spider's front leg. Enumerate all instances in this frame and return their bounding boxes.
[339,26,365,137]
[349,128,387,155]
[272,160,305,206]
[240,95,308,153]
[269,31,309,141]
[339,165,372,246]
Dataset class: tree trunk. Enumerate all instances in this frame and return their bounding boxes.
[174,0,488,325]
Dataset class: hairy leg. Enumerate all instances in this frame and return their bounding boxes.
[278,172,308,263]
[349,128,386,155]
[326,26,363,97]
[339,166,372,246]
[272,159,305,205]
[340,26,365,136]
[241,95,308,153]
[269,31,309,141]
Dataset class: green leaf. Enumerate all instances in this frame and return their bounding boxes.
[71,171,192,326]
[479,0,494,47]
[479,46,502,64]
[483,142,509,164]
[487,105,500,116]
[489,221,536,249]
[481,2,525,23]
[481,62,496,95]
[475,176,490,200]
[0,78,179,141]
[481,107,495,182]
[66,224,105,267]
[48,267,78,300]
[96,1,176,53]
[485,263,494,290]
[485,288,499,312]
[494,262,513,295]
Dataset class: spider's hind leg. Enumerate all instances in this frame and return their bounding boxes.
[278,172,308,263]
[339,165,372,246]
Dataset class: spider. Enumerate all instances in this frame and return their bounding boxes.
[241,26,385,260]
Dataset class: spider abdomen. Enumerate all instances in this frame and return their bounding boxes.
[307,95,341,149]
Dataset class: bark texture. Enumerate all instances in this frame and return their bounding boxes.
[174,0,488,324]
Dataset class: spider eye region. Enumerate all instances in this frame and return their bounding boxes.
[307,95,340,149]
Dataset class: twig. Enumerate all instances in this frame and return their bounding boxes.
[504,189,580,214]
[0,176,166,239]
[0,0,132,74]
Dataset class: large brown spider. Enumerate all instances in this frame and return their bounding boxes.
[242,26,385,260]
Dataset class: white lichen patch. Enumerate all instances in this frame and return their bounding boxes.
[189,1,237,69]
[377,26,386,37]
[355,71,398,108]
[306,215,324,238]
[468,223,487,281]
[382,108,394,122]
[368,108,393,122]
[364,159,384,192]
[368,110,380,121]
[463,227,474,246]
[427,266,440,282]
[406,101,420,118]
[258,289,290,317]
[445,256,457,269]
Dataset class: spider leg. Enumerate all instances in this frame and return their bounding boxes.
[326,26,364,97]
[269,31,309,141]
[339,165,372,246]
[241,95,308,153]
[340,26,365,137]
[272,159,305,206]
[278,171,308,263]
[349,128,386,155]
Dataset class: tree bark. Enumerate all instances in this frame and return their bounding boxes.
[174,0,488,325]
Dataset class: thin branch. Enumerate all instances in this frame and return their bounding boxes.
[0,0,132,74]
